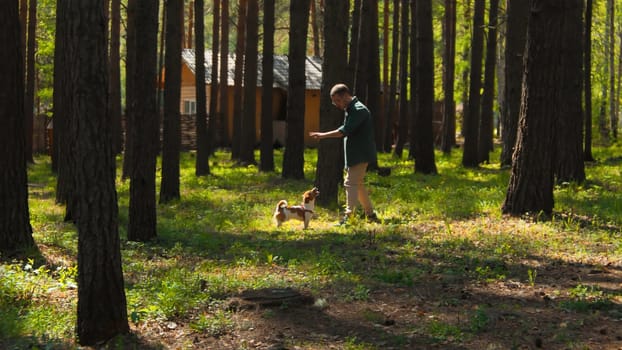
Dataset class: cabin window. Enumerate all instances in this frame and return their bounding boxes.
[183,100,196,115]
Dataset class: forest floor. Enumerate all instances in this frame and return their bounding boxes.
[2,146,622,349]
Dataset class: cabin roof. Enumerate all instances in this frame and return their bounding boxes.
[181,48,322,90]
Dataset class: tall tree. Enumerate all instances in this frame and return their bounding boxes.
[462,0,485,167]
[393,0,409,158]
[381,0,390,151]
[413,0,438,174]
[126,0,159,241]
[347,0,361,86]
[315,0,348,207]
[160,0,184,203]
[239,0,259,165]
[367,1,382,151]
[24,0,36,163]
[441,0,457,154]
[503,0,566,216]
[260,0,275,172]
[0,0,35,254]
[584,0,595,161]
[68,0,129,344]
[54,1,78,221]
[195,0,210,175]
[122,0,137,179]
[109,0,123,154]
[218,0,230,147]
[607,0,616,140]
[310,0,321,57]
[501,0,528,167]
[282,0,310,179]
[207,0,220,153]
[408,0,417,159]
[555,0,585,183]
[383,0,399,152]
[352,0,370,103]
[478,0,499,164]
[231,0,247,160]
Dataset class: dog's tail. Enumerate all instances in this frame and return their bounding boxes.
[276,200,288,211]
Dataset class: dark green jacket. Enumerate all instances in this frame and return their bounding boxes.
[337,97,377,168]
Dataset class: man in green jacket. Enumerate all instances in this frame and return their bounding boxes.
[309,83,379,224]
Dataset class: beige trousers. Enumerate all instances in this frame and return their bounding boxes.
[344,162,373,216]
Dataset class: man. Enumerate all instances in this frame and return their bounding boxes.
[309,83,379,224]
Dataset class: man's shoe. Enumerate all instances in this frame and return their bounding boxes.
[366,212,380,223]
[335,214,350,226]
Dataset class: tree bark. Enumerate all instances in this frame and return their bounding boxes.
[441,0,457,154]
[208,0,220,153]
[260,0,275,172]
[393,0,409,158]
[109,0,123,154]
[503,0,565,216]
[282,0,310,179]
[584,0,594,161]
[160,0,183,202]
[501,0,529,167]
[126,0,159,241]
[555,0,585,184]
[218,0,230,147]
[310,0,321,57]
[69,0,129,344]
[195,0,210,175]
[462,0,485,167]
[413,0,437,174]
[315,0,348,207]
[240,0,259,165]
[383,0,399,153]
[478,0,499,164]
[0,0,35,253]
[231,0,247,160]
[24,0,36,163]
[347,0,361,87]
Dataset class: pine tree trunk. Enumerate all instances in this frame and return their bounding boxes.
[501,0,529,167]
[127,0,159,241]
[413,0,437,174]
[160,0,183,202]
[109,0,123,154]
[478,0,499,164]
[24,0,36,164]
[70,0,129,344]
[441,0,457,154]
[0,0,35,253]
[503,0,565,217]
[207,0,220,153]
[347,0,361,87]
[310,0,321,57]
[462,0,485,167]
[584,0,594,161]
[240,0,259,165]
[282,0,310,179]
[383,0,399,152]
[393,0,409,158]
[315,0,348,207]
[381,0,390,151]
[231,0,247,160]
[218,0,230,146]
[195,0,210,175]
[408,0,416,159]
[260,0,275,172]
[352,0,371,103]
[555,0,585,184]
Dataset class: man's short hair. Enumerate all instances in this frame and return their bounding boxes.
[330,83,351,97]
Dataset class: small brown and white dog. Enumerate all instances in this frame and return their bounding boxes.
[273,187,320,229]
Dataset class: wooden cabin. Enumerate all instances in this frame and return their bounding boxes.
[177,49,322,146]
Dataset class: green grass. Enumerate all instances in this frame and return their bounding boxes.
[2,145,622,348]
